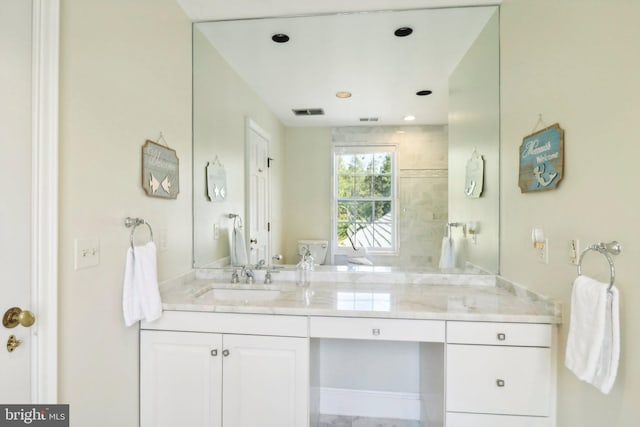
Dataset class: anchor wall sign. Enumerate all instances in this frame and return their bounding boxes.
[518,123,564,193]
[142,139,180,199]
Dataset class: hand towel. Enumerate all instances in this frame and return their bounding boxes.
[122,241,163,327]
[230,227,248,266]
[565,275,620,394]
[438,237,456,269]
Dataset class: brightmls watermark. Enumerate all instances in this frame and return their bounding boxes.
[0,405,68,426]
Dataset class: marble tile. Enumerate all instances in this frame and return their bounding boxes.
[162,268,561,323]
[316,414,421,427]
[317,414,352,427]
[352,417,420,427]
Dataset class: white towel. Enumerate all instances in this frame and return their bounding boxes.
[230,227,248,266]
[122,241,163,327]
[565,275,620,394]
[438,237,456,269]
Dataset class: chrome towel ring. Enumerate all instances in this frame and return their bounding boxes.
[577,241,621,292]
[124,217,154,250]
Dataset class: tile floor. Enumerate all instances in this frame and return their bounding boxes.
[317,414,420,427]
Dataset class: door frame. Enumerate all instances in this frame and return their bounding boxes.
[31,0,59,403]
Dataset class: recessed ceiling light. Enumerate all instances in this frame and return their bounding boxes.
[394,27,413,37]
[404,115,416,121]
[271,33,290,43]
[336,91,352,99]
[416,90,433,96]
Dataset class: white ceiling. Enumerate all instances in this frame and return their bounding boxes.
[181,1,498,127]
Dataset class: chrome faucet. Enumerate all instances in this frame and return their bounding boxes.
[241,265,255,284]
[230,269,240,284]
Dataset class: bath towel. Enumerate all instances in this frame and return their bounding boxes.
[438,237,456,269]
[230,226,248,266]
[122,241,163,327]
[565,275,620,394]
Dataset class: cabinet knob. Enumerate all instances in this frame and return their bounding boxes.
[211,349,218,357]
[497,333,506,341]
[372,328,381,336]
[222,349,230,357]
[496,379,505,387]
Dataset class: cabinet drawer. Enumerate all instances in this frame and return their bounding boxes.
[446,344,551,416]
[447,412,550,427]
[141,311,308,337]
[447,321,551,347]
[309,316,444,342]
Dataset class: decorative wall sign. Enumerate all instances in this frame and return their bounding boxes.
[464,149,484,198]
[206,157,227,202]
[519,123,564,193]
[141,140,180,199]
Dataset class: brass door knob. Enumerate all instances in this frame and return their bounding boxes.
[3,307,36,328]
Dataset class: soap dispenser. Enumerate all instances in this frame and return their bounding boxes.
[296,249,314,287]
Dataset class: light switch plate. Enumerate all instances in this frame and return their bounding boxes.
[74,238,100,270]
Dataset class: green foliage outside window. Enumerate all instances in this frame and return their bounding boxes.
[336,151,393,249]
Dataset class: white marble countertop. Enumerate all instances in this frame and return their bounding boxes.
[159,270,562,324]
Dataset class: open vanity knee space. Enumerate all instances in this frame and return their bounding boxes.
[141,274,561,427]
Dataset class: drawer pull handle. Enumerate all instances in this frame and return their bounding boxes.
[497,333,506,341]
[222,349,230,357]
[496,379,505,387]
[211,349,218,357]
[372,328,381,336]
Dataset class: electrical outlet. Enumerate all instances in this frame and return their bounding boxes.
[537,238,549,264]
[74,238,100,270]
[213,223,220,240]
[569,239,580,265]
[157,228,169,252]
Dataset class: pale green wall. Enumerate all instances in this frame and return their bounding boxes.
[501,1,640,425]
[59,0,192,425]
[448,10,500,272]
[282,127,333,263]
[192,27,285,267]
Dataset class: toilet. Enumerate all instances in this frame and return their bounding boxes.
[297,240,328,265]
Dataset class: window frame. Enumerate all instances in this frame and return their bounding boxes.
[331,143,399,258]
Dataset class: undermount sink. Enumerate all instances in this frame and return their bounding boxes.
[207,287,281,302]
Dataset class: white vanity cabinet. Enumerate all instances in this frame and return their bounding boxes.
[140,312,309,427]
[445,321,555,427]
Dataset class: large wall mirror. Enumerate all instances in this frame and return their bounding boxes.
[193,6,500,273]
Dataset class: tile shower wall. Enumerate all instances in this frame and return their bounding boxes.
[332,126,448,268]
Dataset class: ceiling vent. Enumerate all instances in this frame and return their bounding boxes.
[292,108,325,116]
[359,117,379,122]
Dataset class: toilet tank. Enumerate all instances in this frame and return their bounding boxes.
[297,239,328,265]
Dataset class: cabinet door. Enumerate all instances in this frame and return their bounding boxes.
[141,330,223,427]
[446,344,551,416]
[222,334,309,427]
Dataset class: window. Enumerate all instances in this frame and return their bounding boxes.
[333,146,397,254]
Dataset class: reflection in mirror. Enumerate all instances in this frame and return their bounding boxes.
[193,7,500,273]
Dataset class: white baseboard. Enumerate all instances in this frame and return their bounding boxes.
[318,387,420,420]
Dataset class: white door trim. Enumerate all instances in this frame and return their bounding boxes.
[31,0,59,403]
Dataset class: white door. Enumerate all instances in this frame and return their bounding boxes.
[140,331,223,427]
[0,0,35,403]
[0,0,58,404]
[222,334,309,427]
[246,119,270,265]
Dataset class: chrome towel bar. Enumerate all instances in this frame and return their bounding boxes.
[124,217,154,250]
[577,241,621,291]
